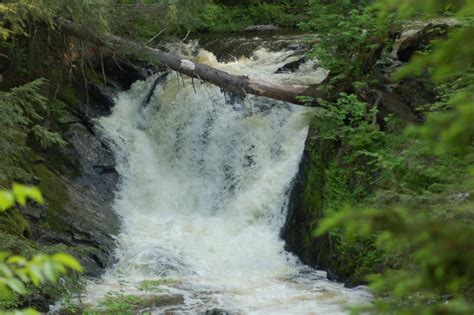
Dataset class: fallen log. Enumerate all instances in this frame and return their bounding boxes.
[54,18,323,105]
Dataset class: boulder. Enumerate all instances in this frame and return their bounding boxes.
[393,20,456,62]
[275,56,308,73]
[25,116,121,277]
[242,25,281,32]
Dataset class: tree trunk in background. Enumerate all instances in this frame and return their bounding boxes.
[54,18,324,105]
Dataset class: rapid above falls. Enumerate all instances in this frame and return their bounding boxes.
[87,41,370,314]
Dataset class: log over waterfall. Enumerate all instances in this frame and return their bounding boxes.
[54,18,324,105]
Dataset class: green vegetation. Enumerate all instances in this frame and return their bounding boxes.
[82,290,183,315]
[0,80,67,184]
[138,279,176,292]
[302,0,474,314]
[85,293,157,314]
[197,0,307,33]
[300,0,384,85]
[1,0,473,314]
[0,185,82,314]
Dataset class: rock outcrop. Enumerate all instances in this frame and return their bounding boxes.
[21,58,149,277]
[242,25,281,32]
[282,19,456,286]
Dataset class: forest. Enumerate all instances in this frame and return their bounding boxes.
[0,0,473,314]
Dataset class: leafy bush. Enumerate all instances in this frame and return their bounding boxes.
[300,0,386,83]
[0,185,82,314]
[314,0,474,313]
[0,80,66,184]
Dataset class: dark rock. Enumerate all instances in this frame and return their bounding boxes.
[281,135,336,275]
[287,43,306,51]
[72,57,156,119]
[22,170,120,276]
[326,269,340,282]
[67,123,118,203]
[143,72,169,108]
[22,67,124,278]
[396,22,451,62]
[327,268,359,288]
[281,49,437,286]
[20,204,46,221]
[275,56,308,73]
[41,92,121,275]
[204,308,232,315]
[344,278,360,289]
[22,293,51,313]
[196,32,313,62]
[392,74,435,119]
[242,25,281,32]
[100,58,150,90]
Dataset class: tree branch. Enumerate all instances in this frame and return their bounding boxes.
[53,17,324,105]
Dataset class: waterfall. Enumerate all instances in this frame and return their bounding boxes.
[86,44,369,314]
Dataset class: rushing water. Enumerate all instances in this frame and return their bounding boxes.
[85,41,370,314]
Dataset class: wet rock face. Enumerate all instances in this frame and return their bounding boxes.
[22,112,121,276]
[275,56,308,73]
[196,31,314,62]
[68,124,119,203]
[23,176,120,276]
[18,59,147,278]
[72,59,150,119]
[281,132,370,288]
[396,22,450,62]
[101,57,151,90]
[281,21,453,286]
[281,135,335,281]
[204,308,232,315]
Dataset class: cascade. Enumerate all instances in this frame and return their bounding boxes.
[87,43,369,314]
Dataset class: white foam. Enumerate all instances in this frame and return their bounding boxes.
[85,46,370,314]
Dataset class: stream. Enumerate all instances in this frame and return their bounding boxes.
[83,34,370,314]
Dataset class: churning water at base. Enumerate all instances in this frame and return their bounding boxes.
[87,45,370,314]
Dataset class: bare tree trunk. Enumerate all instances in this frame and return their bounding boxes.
[54,18,323,105]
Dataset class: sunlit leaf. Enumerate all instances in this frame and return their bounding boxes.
[0,191,15,212]
[52,253,83,273]
[6,277,26,294]
[12,183,44,206]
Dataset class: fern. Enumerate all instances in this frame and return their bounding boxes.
[0,0,112,41]
[0,80,66,184]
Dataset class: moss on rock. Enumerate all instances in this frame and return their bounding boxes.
[32,164,70,235]
[282,123,384,286]
[77,293,184,315]
[0,209,31,239]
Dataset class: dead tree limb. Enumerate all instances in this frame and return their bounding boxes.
[54,17,324,105]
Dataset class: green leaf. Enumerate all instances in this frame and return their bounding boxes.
[43,260,56,283]
[12,183,44,206]
[0,191,15,212]
[11,308,40,315]
[7,256,27,265]
[52,253,83,273]
[6,277,26,294]
[27,264,44,287]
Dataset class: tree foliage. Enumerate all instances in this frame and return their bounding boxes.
[0,0,112,40]
[0,79,66,184]
[0,185,82,315]
[2,0,473,313]
[300,0,384,83]
[314,0,474,314]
